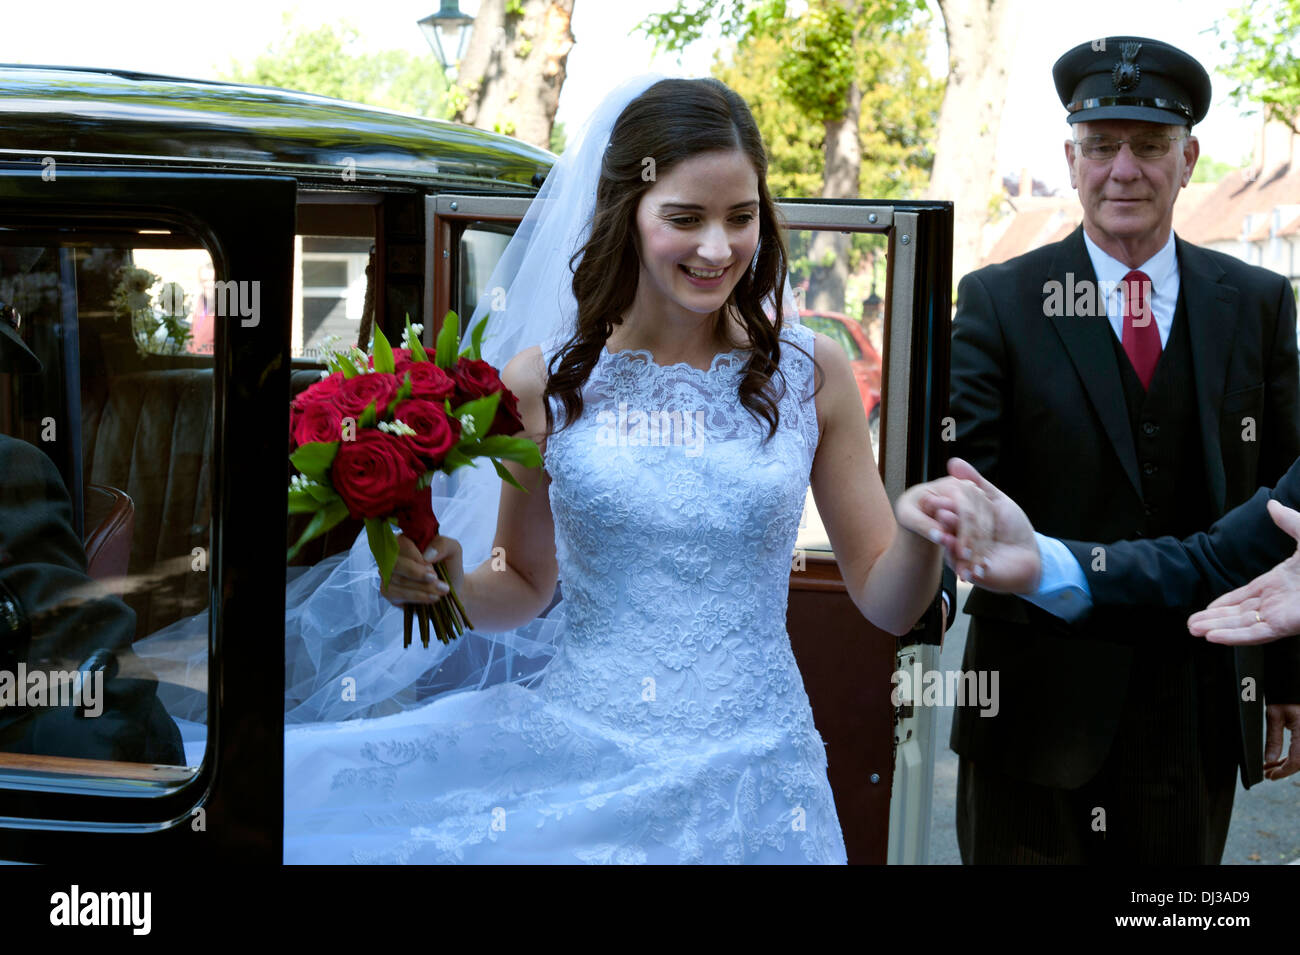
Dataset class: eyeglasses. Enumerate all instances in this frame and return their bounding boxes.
[1073,135,1185,161]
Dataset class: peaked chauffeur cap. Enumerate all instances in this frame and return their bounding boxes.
[1053,36,1212,127]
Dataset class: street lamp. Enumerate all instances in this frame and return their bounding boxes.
[418,1,475,76]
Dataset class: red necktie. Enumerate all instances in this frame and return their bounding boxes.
[1121,269,1160,389]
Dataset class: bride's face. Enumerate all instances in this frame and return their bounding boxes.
[632,148,761,321]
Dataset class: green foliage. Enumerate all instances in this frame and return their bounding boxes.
[1191,155,1237,183]
[637,0,791,55]
[707,1,941,302]
[221,12,452,119]
[365,516,400,590]
[1218,0,1300,132]
[549,119,568,154]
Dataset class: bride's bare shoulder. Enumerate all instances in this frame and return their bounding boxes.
[501,345,549,437]
[501,345,547,399]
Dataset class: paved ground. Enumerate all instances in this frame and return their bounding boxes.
[927,582,1300,865]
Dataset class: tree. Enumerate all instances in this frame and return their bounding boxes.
[1219,0,1300,134]
[641,0,1015,291]
[451,0,576,149]
[713,19,940,307]
[643,0,927,310]
[927,0,1017,286]
[222,13,451,118]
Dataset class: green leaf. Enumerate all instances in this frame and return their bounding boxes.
[492,457,527,492]
[405,315,430,363]
[305,483,340,505]
[366,516,400,590]
[387,373,413,417]
[288,487,322,513]
[435,310,460,370]
[439,447,474,473]
[286,499,349,562]
[462,435,542,467]
[372,325,395,374]
[451,392,500,441]
[289,441,339,482]
[332,350,361,379]
[463,315,489,361]
[359,400,379,429]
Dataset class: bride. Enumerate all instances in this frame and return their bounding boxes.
[141,74,975,863]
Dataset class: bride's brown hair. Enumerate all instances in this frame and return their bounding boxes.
[543,77,813,440]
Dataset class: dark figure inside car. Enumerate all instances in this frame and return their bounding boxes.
[0,302,183,765]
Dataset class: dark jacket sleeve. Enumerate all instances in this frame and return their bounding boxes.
[1062,453,1300,701]
[0,438,135,668]
[0,436,183,763]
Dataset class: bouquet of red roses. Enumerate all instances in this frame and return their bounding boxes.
[286,313,541,647]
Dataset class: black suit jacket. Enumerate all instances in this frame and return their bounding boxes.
[947,226,1300,789]
[0,435,183,764]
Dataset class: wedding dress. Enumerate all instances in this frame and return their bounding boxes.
[280,319,848,864]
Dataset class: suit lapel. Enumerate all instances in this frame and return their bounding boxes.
[1177,238,1235,515]
[1045,227,1142,501]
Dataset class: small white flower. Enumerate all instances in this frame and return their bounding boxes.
[410,323,424,336]
[378,419,416,437]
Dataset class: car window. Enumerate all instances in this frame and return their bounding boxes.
[0,223,210,787]
[296,236,372,360]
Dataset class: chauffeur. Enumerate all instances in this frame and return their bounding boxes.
[944,37,1300,863]
[0,301,183,764]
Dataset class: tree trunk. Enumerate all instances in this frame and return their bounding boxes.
[808,77,862,313]
[928,0,1018,286]
[453,0,575,150]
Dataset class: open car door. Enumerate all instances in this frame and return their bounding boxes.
[0,169,295,863]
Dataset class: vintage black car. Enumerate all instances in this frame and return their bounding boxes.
[0,64,951,863]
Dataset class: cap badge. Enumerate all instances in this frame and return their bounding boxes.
[1112,41,1142,93]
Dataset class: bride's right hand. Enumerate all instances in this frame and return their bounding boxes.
[381,533,465,607]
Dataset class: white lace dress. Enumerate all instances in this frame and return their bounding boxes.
[282,321,848,864]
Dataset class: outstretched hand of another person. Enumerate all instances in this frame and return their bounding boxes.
[894,468,994,576]
[380,532,464,608]
[912,458,1043,592]
[1187,499,1300,646]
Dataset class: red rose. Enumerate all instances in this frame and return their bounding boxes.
[331,429,423,519]
[393,399,460,466]
[449,358,502,404]
[335,372,400,421]
[487,387,524,437]
[291,400,344,449]
[292,371,345,412]
[395,490,440,553]
[402,361,456,402]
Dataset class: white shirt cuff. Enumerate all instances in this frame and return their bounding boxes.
[1019,533,1092,622]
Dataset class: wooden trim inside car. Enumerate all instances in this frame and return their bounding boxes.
[0,752,196,784]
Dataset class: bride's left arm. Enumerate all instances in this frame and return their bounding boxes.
[807,332,940,636]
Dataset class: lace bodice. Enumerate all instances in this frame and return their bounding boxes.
[542,321,821,729]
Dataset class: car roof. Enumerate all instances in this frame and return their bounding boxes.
[0,64,554,191]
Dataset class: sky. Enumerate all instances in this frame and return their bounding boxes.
[0,0,1272,195]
